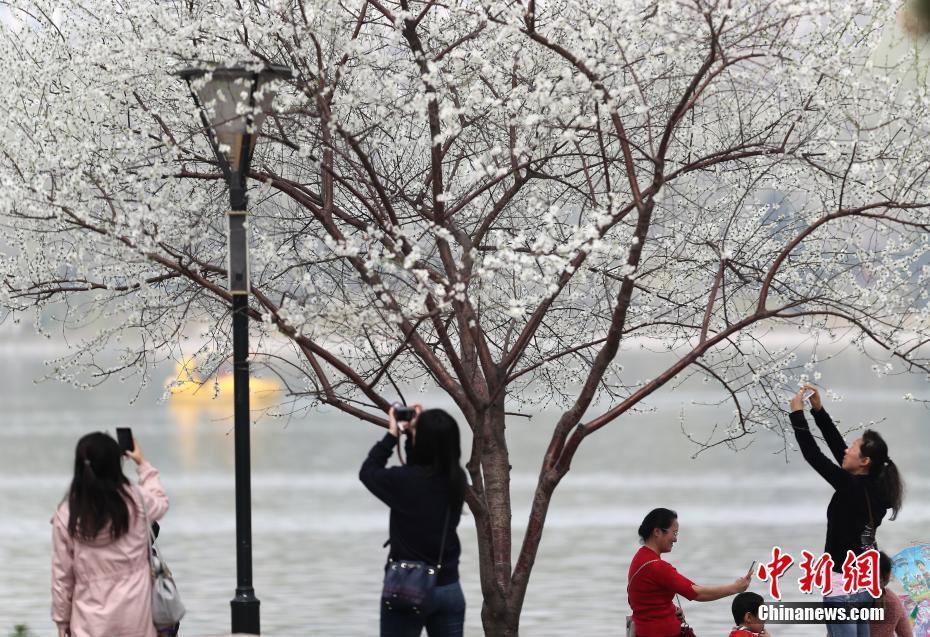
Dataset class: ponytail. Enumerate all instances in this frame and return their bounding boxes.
[861,430,904,520]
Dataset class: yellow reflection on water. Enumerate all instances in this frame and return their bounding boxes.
[165,359,284,468]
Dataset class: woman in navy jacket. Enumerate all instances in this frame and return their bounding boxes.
[360,405,468,637]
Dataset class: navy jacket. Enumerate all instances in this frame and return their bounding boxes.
[360,433,462,585]
[790,407,887,568]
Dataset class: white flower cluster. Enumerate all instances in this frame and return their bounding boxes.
[1,0,929,435]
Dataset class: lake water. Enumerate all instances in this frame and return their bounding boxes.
[1,337,928,636]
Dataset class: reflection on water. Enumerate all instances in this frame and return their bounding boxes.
[1,342,928,636]
[166,357,284,428]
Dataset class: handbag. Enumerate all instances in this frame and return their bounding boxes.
[678,619,697,637]
[626,622,696,637]
[676,593,697,637]
[381,508,450,614]
[138,488,186,627]
[626,559,698,637]
[860,486,878,553]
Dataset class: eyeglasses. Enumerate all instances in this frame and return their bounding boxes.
[662,528,679,538]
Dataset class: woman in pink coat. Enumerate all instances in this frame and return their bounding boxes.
[51,432,169,637]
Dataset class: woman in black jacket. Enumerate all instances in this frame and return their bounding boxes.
[360,404,468,637]
[788,384,904,637]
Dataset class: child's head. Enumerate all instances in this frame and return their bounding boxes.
[732,592,765,632]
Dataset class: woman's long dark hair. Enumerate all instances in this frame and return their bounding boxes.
[409,409,467,511]
[861,429,904,520]
[67,432,131,541]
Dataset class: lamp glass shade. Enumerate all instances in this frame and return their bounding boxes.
[179,65,290,171]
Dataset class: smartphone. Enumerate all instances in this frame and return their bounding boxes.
[802,389,815,401]
[116,427,134,453]
[747,560,757,579]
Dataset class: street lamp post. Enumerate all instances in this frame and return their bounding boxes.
[177,63,291,635]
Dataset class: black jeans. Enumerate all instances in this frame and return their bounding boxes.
[380,581,466,637]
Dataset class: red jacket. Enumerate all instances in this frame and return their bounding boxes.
[628,546,698,637]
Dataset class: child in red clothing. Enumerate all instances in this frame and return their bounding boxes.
[729,592,772,637]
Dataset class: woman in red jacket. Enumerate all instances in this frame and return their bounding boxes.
[628,508,751,637]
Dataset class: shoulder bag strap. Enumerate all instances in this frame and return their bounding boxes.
[861,482,878,551]
[627,559,692,629]
[627,558,660,593]
[627,558,691,624]
[136,486,170,576]
[387,506,452,569]
[675,592,690,625]
[864,485,875,529]
[435,507,451,570]
[135,487,157,573]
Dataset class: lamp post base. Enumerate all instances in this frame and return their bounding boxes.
[231,589,260,635]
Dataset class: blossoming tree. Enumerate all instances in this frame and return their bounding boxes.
[3,0,930,633]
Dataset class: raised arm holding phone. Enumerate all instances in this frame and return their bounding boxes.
[51,431,169,637]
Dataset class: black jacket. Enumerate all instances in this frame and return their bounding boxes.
[790,407,887,568]
[360,433,462,585]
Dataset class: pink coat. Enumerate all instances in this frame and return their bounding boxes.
[51,461,169,637]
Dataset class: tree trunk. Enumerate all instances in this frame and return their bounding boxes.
[471,398,525,636]
[467,391,571,636]
[481,601,521,637]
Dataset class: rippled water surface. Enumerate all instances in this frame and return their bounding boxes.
[1,339,928,636]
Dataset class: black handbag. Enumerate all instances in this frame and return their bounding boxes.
[860,486,878,552]
[381,509,450,614]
